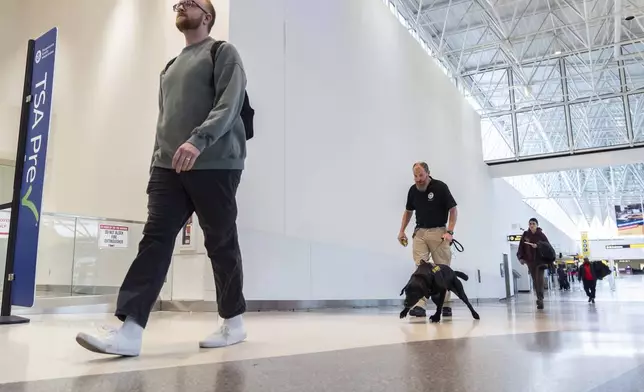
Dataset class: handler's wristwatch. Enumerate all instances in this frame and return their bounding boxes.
[446,230,454,235]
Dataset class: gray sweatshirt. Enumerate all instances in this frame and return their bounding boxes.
[151,37,247,171]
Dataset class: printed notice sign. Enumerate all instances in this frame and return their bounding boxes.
[0,216,9,238]
[99,224,129,249]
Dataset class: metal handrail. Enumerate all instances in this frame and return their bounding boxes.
[0,207,145,225]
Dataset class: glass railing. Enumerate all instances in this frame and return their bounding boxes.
[0,209,145,299]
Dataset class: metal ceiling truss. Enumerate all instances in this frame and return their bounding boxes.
[385,0,644,229]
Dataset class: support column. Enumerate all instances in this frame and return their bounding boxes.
[608,258,616,291]
[508,69,520,158]
[559,57,574,153]
[617,45,634,146]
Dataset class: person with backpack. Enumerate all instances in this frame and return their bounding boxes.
[517,218,552,310]
[579,258,597,304]
[75,0,253,357]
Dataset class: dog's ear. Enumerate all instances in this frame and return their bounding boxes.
[400,308,410,319]
[399,284,408,296]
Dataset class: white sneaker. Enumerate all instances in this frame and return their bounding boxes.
[76,326,142,357]
[199,316,247,348]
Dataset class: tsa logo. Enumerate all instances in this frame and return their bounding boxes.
[35,50,42,64]
[21,185,39,223]
[428,192,434,201]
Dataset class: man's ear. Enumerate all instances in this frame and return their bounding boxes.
[204,13,213,27]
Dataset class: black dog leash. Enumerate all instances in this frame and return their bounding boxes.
[442,238,464,252]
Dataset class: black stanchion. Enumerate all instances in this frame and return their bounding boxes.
[0,39,36,325]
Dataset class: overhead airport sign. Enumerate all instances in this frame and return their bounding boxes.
[605,244,644,249]
[507,235,522,242]
[580,232,590,258]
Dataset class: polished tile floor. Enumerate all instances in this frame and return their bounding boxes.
[0,276,643,391]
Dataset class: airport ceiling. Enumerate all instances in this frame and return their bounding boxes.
[389,0,644,226]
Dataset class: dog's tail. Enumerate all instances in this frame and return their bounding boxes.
[455,271,469,281]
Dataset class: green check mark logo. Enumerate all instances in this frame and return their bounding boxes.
[21,185,39,222]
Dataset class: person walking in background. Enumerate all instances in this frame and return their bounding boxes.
[557,264,569,291]
[580,258,597,303]
[76,0,249,357]
[398,162,458,318]
[517,218,551,310]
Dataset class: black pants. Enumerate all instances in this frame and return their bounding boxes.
[583,280,597,299]
[115,168,246,328]
[528,264,545,300]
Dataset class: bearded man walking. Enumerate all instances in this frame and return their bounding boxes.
[76,0,249,357]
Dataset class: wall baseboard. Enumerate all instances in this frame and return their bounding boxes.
[31,285,504,314]
[8,292,503,316]
[159,298,504,313]
[11,294,158,316]
[37,284,119,296]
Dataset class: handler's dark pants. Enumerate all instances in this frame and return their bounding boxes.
[115,168,246,328]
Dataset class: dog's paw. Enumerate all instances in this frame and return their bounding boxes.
[429,315,441,323]
[400,309,410,319]
[472,312,480,320]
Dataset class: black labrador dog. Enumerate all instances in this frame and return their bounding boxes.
[399,261,480,323]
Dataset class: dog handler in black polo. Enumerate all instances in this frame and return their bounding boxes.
[398,162,458,318]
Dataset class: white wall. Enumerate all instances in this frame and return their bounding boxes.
[3,0,576,303]
[0,165,13,204]
[229,0,512,301]
[0,2,24,163]
[0,0,229,221]
[0,0,230,300]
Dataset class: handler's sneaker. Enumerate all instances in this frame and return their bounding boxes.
[200,315,247,348]
[409,306,426,317]
[76,318,143,357]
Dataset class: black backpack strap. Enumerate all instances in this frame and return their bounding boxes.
[163,57,177,74]
[210,40,226,63]
[209,40,254,140]
[165,40,223,75]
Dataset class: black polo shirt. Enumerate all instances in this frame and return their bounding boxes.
[405,178,457,229]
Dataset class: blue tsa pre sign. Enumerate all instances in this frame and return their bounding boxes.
[12,27,58,307]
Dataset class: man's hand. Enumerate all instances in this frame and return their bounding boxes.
[398,232,408,247]
[525,241,538,249]
[442,232,453,243]
[172,142,201,173]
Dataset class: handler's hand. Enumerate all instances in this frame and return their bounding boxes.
[398,232,408,247]
[172,143,201,173]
